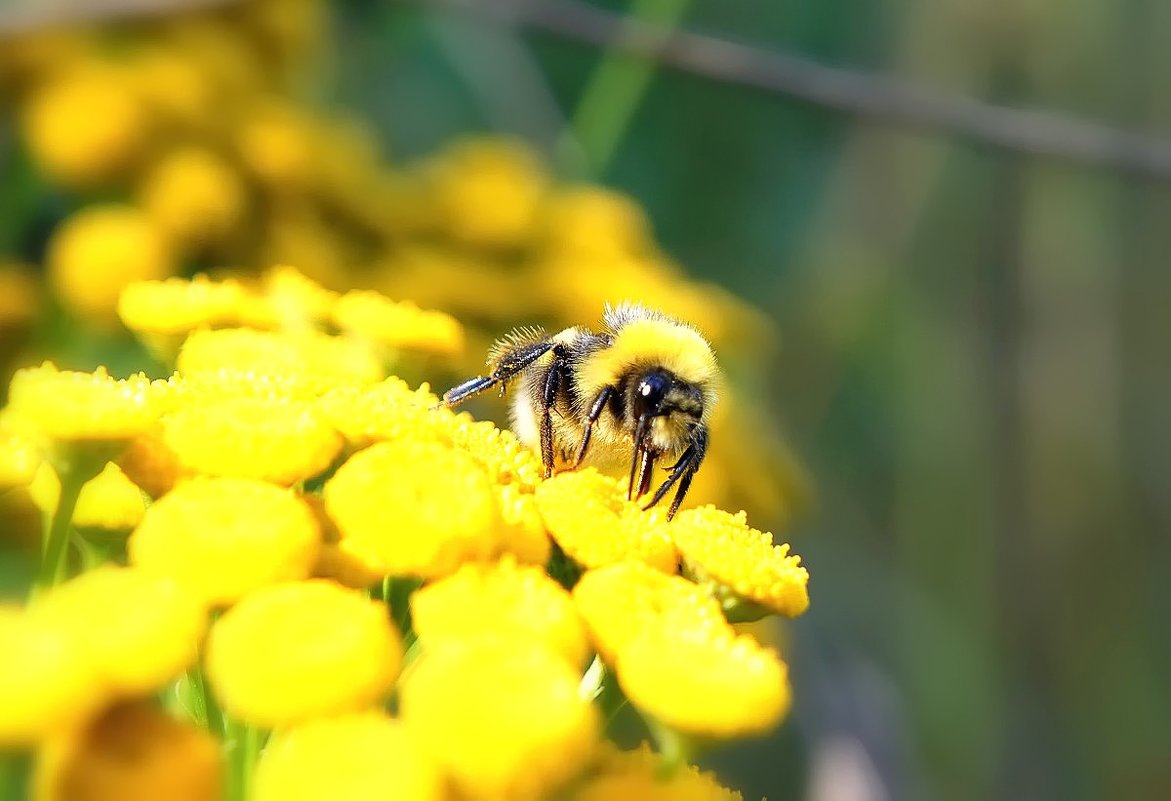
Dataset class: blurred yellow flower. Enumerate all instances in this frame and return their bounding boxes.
[401,638,599,800]
[47,205,173,326]
[129,45,214,130]
[236,101,315,188]
[537,186,653,259]
[254,713,442,801]
[21,64,149,187]
[574,742,743,801]
[496,483,552,566]
[332,289,464,357]
[31,566,206,697]
[412,558,589,668]
[35,701,222,801]
[324,439,500,578]
[116,430,184,499]
[0,606,99,746]
[240,264,339,330]
[0,262,41,331]
[0,418,40,491]
[671,506,810,618]
[572,561,730,664]
[119,275,246,338]
[129,477,320,606]
[617,627,790,739]
[138,146,247,248]
[205,580,402,727]
[29,461,146,537]
[534,469,677,573]
[163,396,342,485]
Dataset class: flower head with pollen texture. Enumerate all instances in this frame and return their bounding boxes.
[574,742,743,801]
[534,469,677,573]
[118,275,246,338]
[670,506,809,618]
[315,377,443,448]
[332,289,464,357]
[401,638,599,800]
[205,580,402,728]
[129,477,320,606]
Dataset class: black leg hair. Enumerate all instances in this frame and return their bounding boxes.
[571,386,615,467]
[643,425,709,520]
[439,340,554,408]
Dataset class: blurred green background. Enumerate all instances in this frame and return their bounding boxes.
[4,0,1171,799]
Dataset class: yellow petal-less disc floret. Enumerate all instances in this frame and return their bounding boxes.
[412,558,589,668]
[574,742,743,801]
[324,440,500,578]
[670,506,810,618]
[617,627,790,739]
[534,469,677,573]
[253,713,443,801]
[118,275,246,337]
[162,396,342,485]
[236,265,339,330]
[0,607,100,746]
[495,484,552,566]
[572,561,731,665]
[400,639,599,800]
[128,477,320,606]
[332,289,464,356]
[315,377,444,448]
[204,580,402,727]
[28,462,147,536]
[8,363,157,446]
[31,566,206,697]
[441,417,544,491]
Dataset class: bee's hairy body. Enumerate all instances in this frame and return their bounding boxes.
[441,303,718,519]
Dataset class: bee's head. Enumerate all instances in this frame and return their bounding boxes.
[629,368,705,426]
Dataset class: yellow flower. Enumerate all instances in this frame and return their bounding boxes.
[670,506,809,618]
[441,417,544,491]
[205,580,402,727]
[332,289,464,356]
[34,701,222,801]
[0,606,100,746]
[20,63,149,188]
[47,205,173,326]
[129,477,320,606]
[617,626,790,739]
[118,275,245,337]
[412,558,589,668]
[574,743,743,801]
[238,264,339,330]
[116,430,184,499]
[138,146,246,248]
[129,45,214,129]
[400,638,599,800]
[324,440,500,578]
[0,419,40,491]
[572,561,730,664]
[162,396,342,485]
[534,469,677,573]
[315,378,443,448]
[306,495,384,589]
[28,462,146,537]
[537,186,653,259]
[253,713,443,801]
[236,101,315,188]
[496,484,552,566]
[31,566,206,697]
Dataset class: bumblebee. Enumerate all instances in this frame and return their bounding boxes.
[440,302,718,519]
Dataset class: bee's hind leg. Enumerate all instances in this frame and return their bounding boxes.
[538,345,572,479]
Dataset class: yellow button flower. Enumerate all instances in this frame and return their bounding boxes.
[205,580,402,727]
[572,561,730,664]
[324,440,500,578]
[47,205,173,327]
[538,186,653,259]
[118,275,246,337]
[35,701,222,801]
[496,483,551,566]
[574,743,743,801]
[617,627,790,739]
[162,396,342,485]
[316,377,444,448]
[129,477,320,606]
[31,566,206,697]
[29,462,147,537]
[0,419,40,491]
[236,264,339,330]
[253,713,442,801]
[400,639,599,800]
[236,101,315,188]
[138,146,246,248]
[413,558,589,668]
[0,606,101,746]
[534,469,677,573]
[306,495,384,589]
[442,417,544,491]
[670,506,810,618]
[332,290,464,356]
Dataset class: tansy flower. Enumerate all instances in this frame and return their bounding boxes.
[205,580,402,727]
[118,275,246,338]
[324,440,500,578]
[616,626,790,739]
[46,205,173,327]
[162,395,342,485]
[129,477,320,606]
[253,713,443,801]
[28,462,147,538]
[400,638,599,800]
[574,742,743,801]
[305,495,384,589]
[441,417,544,491]
[236,101,315,189]
[31,566,206,697]
[0,419,40,491]
[572,561,730,665]
[412,557,589,668]
[315,377,443,448]
[0,606,100,746]
[534,469,677,573]
[670,506,810,618]
[537,186,654,260]
[116,430,184,499]
[496,484,552,565]
[332,289,464,356]
[238,264,338,330]
[138,146,246,248]
[34,701,222,801]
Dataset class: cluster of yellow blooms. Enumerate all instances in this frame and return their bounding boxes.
[0,268,810,800]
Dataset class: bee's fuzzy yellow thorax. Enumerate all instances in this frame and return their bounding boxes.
[579,318,718,400]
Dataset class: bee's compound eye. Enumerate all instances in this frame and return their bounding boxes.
[636,371,671,408]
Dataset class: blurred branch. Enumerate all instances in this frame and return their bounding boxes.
[420,0,1171,179]
[0,0,236,33]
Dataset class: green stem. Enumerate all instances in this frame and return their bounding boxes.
[189,666,224,737]
[226,719,264,801]
[557,0,695,178]
[645,715,694,779]
[35,473,85,593]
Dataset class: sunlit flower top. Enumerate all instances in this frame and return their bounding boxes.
[574,742,744,801]
[332,289,464,356]
[8,363,157,446]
